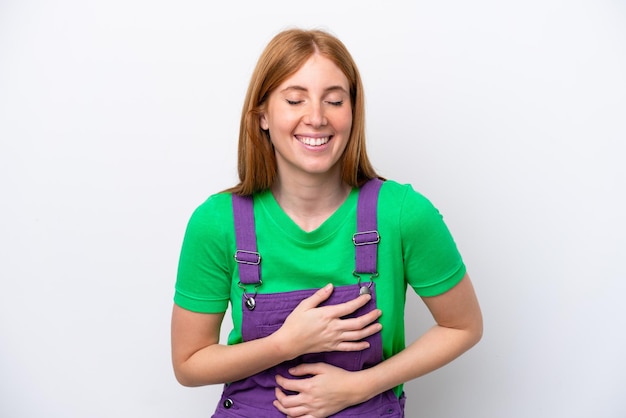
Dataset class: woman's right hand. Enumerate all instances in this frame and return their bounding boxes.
[172,284,382,386]
[273,283,383,359]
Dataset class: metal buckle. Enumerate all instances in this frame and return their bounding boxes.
[238,280,262,311]
[352,230,380,246]
[234,250,261,265]
[352,271,379,295]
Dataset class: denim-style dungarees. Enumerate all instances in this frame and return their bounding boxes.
[212,179,405,417]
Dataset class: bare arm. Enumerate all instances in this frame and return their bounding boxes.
[171,284,383,387]
[171,305,282,386]
[274,273,482,417]
[360,273,483,394]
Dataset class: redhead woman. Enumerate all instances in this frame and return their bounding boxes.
[171,28,482,418]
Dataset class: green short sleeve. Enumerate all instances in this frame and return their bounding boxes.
[173,193,234,313]
[399,185,466,297]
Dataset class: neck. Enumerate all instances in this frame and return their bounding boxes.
[271,173,352,232]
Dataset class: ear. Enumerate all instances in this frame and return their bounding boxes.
[259,113,269,131]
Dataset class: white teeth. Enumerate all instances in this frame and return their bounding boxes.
[299,136,330,146]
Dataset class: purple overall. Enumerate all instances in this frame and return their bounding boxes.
[212,179,405,417]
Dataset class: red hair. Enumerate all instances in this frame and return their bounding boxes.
[227,28,379,195]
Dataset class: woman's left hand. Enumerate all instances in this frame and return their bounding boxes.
[273,363,366,418]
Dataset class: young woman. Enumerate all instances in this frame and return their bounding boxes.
[171,28,482,418]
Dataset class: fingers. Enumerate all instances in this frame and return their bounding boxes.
[335,322,382,349]
[287,285,382,355]
[276,374,301,393]
[297,283,334,310]
[273,387,308,417]
[304,286,382,337]
[323,292,374,318]
[341,305,382,329]
[275,363,329,396]
[286,362,327,377]
[299,284,373,316]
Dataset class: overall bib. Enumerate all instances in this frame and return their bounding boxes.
[212,179,405,417]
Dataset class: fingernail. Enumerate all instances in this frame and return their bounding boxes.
[324,283,332,291]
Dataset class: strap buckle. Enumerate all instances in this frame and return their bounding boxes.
[238,280,263,311]
[234,250,261,265]
[352,230,380,246]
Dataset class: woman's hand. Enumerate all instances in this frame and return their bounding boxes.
[171,283,382,386]
[273,363,366,418]
[273,284,382,359]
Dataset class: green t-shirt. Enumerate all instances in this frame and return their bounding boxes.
[174,180,466,394]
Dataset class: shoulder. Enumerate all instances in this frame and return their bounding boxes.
[378,179,451,241]
[189,192,233,222]
[379,179,438,216]
[184,192,235,237]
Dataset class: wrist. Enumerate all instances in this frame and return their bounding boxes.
[345,369,377,405]
[354,367,386,403]
[267,329,298,361]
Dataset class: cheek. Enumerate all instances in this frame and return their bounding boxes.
[337,112,353,136]
[266,109,299,134]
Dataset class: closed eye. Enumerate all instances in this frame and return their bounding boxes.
[286,99,302,105]
[326,100,344,106]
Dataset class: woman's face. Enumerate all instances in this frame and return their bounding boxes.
[260,53,352,182]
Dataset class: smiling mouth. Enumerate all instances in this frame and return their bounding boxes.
[296,136,331,146]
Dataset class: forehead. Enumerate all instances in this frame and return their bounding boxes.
[278,53,349,91]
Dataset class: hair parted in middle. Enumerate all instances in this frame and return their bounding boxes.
[228,28,379,196]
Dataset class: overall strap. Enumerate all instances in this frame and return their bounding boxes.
[354,178,383,275]
[232,194,261,285]
[232,178,384,285]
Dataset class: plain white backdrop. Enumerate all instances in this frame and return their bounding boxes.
[1,1,625,417]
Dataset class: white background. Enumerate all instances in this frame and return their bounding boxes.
[1,1,625,417]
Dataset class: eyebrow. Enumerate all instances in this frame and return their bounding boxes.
[280,85,348,94]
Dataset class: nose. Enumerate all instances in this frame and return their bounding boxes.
[304,102,327,128]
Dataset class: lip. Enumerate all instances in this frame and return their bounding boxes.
[295,134,333,148]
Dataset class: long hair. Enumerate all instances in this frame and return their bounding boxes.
[227,28,379,195]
